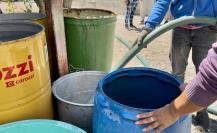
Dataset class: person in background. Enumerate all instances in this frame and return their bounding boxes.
[133,0,217,131]
[123,0,138,31]
[139,0,145,24]
[136,42,217,133]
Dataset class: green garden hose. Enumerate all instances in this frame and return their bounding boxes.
[115,34,150,67]
[112,16,217,70]
[113,16,217,115]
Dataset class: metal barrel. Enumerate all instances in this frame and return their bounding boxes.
[0,22,53,124]
[0,13,54,80]
[64,8,117,72]
[52,71,106,133]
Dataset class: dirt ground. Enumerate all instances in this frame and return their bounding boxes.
[1,1,217,132]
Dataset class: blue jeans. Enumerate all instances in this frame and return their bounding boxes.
[125,0,138,27]
[170,27,217,82]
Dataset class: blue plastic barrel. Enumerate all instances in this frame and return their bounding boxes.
[93,68,191,133]
[0,120,86,133]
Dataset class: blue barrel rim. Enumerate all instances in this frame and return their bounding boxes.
[52,71,107,107]
[98,67,182,111]
[0,119,86,132]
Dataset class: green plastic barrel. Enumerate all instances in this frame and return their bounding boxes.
[0,120,86,133]
[64,9,117,72]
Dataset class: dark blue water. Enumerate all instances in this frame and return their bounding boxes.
[103,75,181,109]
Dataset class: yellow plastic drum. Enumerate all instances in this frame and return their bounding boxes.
[0,22,53,124]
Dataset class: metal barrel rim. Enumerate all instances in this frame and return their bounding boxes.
[0,22,45,45]
[52,71,106,107]
[0,13,46,22]
[63,8,117,20]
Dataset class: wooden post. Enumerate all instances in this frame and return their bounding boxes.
[45,0,68,78]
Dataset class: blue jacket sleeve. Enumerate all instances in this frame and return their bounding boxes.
[145,0,172,29]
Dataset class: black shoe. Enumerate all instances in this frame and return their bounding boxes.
[193,109,210,131]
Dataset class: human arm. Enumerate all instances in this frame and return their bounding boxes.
[145,0,172,29]
[179,83,188,91]
[136,43,217,133]
[133,0,172,46]
[136,91,203,133]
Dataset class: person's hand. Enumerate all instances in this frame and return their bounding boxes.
[135,104,179,133]
[132,27,153,47]
[123,0,129,5]
[179,83,188,92]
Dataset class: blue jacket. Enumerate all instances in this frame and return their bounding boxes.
[145,0,217,29]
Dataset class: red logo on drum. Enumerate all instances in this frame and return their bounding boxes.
[0,55,35,88]
[6,81,15,88]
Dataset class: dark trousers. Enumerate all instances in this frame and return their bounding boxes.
[125,0,138,27]
[170,26,217,129]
